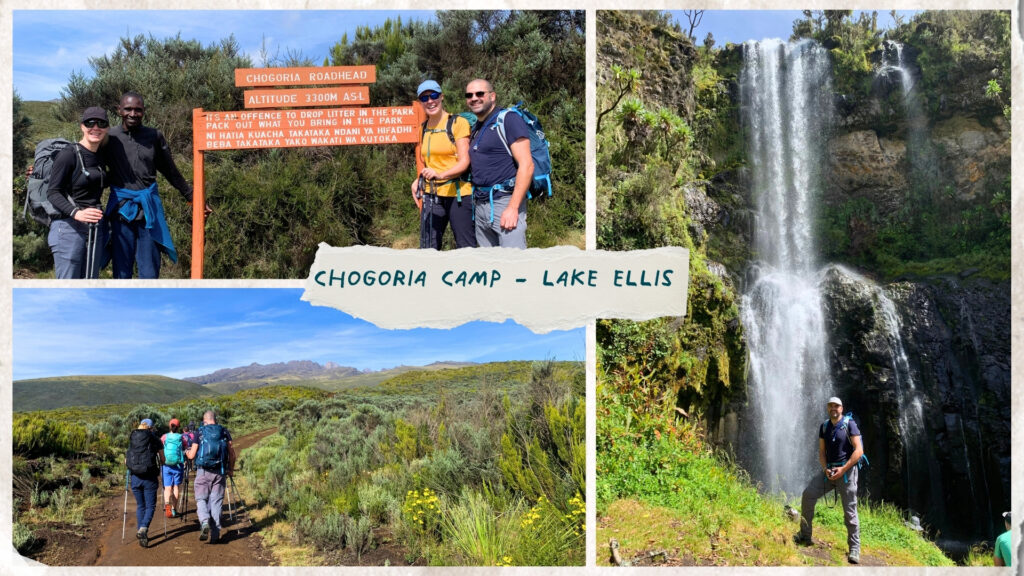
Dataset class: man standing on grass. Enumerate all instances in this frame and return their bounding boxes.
[185,410,234,544]
[794,396,864,564]
[106,91,211,278]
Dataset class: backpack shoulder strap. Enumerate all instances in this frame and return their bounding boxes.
[445,114,457,146]
[493,108,513,156]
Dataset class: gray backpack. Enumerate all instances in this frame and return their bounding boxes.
[23,138,75,226]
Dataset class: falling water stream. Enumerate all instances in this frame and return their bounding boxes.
[739,39,834,495]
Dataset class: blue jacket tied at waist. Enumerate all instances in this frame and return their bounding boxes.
[106,182,178,263]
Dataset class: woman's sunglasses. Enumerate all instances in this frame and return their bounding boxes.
[418,91,442,102]
[83,119,109,128]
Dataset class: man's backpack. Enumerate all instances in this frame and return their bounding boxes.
[493,102,552,199]
[163,432,183,466]
[126,429,158,476]
[23,138,76,226]
[822,412,870,472]
[196,424,228,473]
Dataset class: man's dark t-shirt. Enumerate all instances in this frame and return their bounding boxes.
[820,416,860,464]
[468,108,530,198]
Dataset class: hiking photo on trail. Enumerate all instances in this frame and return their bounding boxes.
[12,288,585,566]
[595,10,1010,567]
[12,10,585,279]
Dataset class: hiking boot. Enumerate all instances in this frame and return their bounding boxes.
[137,528,149,548]
[848,551,860,564]
[209,528,219,544]
[165,504,173,518]
[199,522,210,541]
[793,533,813,546]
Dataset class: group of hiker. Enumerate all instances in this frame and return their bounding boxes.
[29,92,210,279]
[412,77,548,250]
[125,411,234,548]
[29,77,550,278]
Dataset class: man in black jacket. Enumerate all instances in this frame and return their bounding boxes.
[106,91,210,278]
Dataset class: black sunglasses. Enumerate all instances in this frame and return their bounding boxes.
[465,91,491,99]
[418,91,442,102]
[83,119,109,128]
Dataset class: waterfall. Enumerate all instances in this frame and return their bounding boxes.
[877,40,914,96]
[739,39,834,495]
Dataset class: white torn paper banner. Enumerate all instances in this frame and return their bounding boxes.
[302,245,689,333]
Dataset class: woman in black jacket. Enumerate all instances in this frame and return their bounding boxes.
[46,106,109,278]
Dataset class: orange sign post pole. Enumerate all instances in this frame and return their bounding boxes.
[189,66,426,278]
[191,109,206,279]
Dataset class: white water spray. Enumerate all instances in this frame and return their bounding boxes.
[739,39,834,495]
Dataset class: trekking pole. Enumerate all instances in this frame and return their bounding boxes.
[161,472,167,539]
[85,222,98,279]
[227,475,253,527]
[122,468,129,543]
[226,476,235,521]
[180,462,189,523]
[417,176,428,248]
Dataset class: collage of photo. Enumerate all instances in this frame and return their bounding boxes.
[7,8,1015,571]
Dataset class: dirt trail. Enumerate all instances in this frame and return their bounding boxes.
[91,427,277,566]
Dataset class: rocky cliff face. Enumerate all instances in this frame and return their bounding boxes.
[820,266,1010,542]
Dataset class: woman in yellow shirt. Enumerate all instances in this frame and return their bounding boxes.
[411,80,476,249]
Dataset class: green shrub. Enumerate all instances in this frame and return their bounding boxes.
[345,515,374,559]
[439,490,518,565]
[357,483,399,525]
[13,522,35,554]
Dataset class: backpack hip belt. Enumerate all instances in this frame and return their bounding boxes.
[474,177,517,223]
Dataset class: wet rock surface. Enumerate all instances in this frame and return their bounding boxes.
[820,266,1010,543]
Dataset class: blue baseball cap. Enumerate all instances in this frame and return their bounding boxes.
[417,80,442,96]
[141,418,153,427]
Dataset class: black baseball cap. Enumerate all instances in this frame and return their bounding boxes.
[81,107,108,123]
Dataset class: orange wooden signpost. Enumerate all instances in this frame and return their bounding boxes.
[191,66,425,278]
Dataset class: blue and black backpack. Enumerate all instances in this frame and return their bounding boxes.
[822,412,870,474]
[492,102,553,199]
[196,424,228,473]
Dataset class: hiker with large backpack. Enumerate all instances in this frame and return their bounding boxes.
[160,418,186,518]
[465,78,551,249]
[411,79,477,250]
[125,418,164,548]
[27,106,110,278]
[184,410,235,544]
[794,397,866,564]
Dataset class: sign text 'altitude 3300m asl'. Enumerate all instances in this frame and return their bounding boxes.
[189,65,425,278]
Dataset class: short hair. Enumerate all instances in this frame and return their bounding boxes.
[203,410,217,423]
[120,91,145,106]
[467,78,494,92]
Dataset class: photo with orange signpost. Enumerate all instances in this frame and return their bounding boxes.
[13,10,585,279]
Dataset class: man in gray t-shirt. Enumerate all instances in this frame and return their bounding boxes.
[794,396,865,564]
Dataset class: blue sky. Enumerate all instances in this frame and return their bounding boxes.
[667,10,921,46]
[12,289,584,380]
[13,10,435,101]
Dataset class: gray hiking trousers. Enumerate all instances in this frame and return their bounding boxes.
[799,465,860,554]
[194,468,226,535]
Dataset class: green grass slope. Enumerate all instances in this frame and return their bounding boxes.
[596,384,954,567]
[14,375,216,412]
